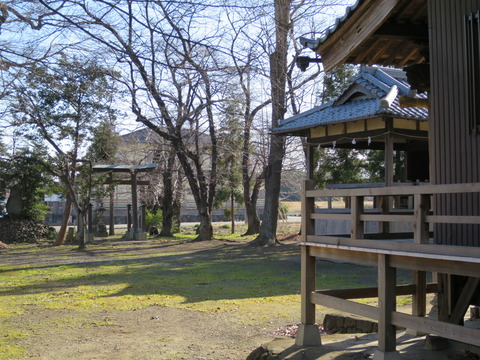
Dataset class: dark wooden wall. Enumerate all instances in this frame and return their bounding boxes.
[429,0,480,246]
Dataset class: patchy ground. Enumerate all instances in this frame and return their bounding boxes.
[0,230,311,360]
[0,228,421,360]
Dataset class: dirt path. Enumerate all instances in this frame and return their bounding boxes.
[9,305,274,360]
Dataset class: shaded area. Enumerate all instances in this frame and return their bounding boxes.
[0,239,413,304]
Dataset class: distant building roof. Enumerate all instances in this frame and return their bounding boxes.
[273,66,428,136]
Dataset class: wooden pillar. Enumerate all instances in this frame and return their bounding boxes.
[141,203,146,232]
[127,204,132,232]
[379,129,395,235]
[385,131,394,187]
[374,254,400,360]
[412,194,429,319]
[302,180,315,238]
[109,188,115,236]
[351,195,364,239]
[378,196,390,234]
[131,170,139,233]
[307,144,314,180]
[296,180,321,346]
[296,245,321,346]
[412,271,427,317]
[413,194,430,244]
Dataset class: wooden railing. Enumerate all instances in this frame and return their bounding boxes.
[297,180,480,356]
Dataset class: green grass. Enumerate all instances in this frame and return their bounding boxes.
[0,223,413,359]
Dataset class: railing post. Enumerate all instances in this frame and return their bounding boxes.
[412,194,429,321]
[414,194,430,244]
[374,254,400,360]
[296,180,321,346]
[301,180,315,240]
[378,196,390,234]
[351,195,364,239]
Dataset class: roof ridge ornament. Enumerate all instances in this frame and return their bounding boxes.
[379,85,398,109]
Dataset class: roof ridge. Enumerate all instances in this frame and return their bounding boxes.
[373,68,411,95]
[361,72,391,94]
[277,101,334,126]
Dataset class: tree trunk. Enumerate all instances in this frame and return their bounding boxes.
[196,209,213,241]
[78,211,87,250]
[252,135,286,246]
[244,200,260,235]
[160,150,175,237]
[243,180,261,235]
[77,207,84,242]
[54,194,73,246]
[251,0,290,246]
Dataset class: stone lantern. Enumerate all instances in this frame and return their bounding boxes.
[95,203,108,237]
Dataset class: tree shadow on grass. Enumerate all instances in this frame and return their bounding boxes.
[0,241,412,304]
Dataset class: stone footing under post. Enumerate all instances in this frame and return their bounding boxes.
[295,324,321,346]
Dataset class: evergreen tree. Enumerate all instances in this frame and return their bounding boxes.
[10,54,121,247]
[215,99,244,233]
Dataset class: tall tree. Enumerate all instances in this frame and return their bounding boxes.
[10,55,120,246]
[215,99,244,233]
[251,0,291,246]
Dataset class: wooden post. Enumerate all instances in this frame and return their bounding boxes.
[378,196,390,234]
[412,194,429,321]
[131,170,139,234]
[109,187,115,236]
[302,180,315,239]
[141,203,146,232]
[385,131,394,187]
[351,195,364,239]
[374,254,400,360]
[412,271,427,317]
[296,245,321,346]
[127,204,132,232]
[413,194,430,244]
[296,180,321,346]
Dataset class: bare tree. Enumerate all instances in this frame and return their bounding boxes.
[34,0,228,240]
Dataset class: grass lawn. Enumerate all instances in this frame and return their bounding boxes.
[0,222,413,360]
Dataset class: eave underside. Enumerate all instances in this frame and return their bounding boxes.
[317,0,428,72]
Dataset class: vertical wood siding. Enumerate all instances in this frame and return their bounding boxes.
[429,0,480,246]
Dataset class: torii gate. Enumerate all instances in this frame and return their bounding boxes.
[93,164,157,240]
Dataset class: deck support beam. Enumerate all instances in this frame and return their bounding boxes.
[374,254,401,360]
[296,245,321,346]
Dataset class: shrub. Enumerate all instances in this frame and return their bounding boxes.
[145,209,162,229]
[0,218,51,243]
[278,202,289,220]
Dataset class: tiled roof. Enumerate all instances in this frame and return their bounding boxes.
[273,67,428,135]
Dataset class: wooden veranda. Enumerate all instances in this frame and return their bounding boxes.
[297,181,480,358]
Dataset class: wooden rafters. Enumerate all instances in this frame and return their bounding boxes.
[316,0,428,72]
[318,0,400,72]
